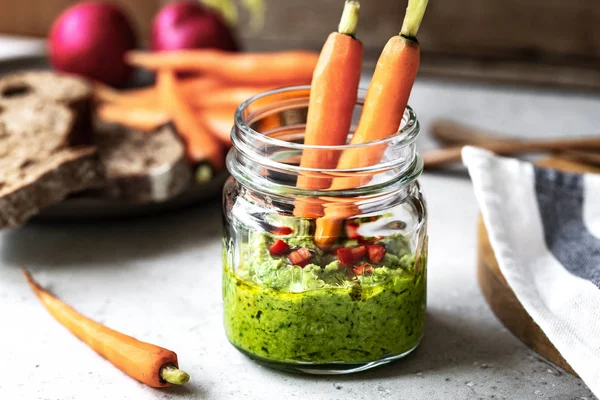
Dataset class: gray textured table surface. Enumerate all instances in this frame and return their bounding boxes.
[2,68,600,399]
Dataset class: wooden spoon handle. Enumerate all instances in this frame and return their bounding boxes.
[430,119,504,145]
[423,137,600,169]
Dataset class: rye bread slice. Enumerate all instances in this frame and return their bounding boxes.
[93,123,192,204]
[0,100,103,228]
[0,71,93,145]
[0,148,102,228]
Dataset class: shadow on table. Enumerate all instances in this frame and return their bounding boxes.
[0,199,223,270]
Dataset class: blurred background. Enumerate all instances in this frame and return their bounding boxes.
[1,0,599,90]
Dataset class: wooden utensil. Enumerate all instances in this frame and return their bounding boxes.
[423,119,600,168]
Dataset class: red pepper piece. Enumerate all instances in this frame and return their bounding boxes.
[336,247,355,267]
[351,245,366,262]
[288,247,312,267]
[352,263,373,276]
[269,239,290,256]
[271,226,293,236]
[345,222,362,240]
[368,244,386,264]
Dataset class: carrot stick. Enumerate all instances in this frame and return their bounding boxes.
[315,0,429,245]
[296,0,363,191]
[157,70,225,169]
[292,0,363,234]
[94,83,159,108]
[189,86,274,109]
[126,49,319,86]
[96,77,225,109]
[97,103,170,132]
[22,269,190,388]
[197,107,236,146]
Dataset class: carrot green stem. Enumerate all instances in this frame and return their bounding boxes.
[400,0,429,39]
[338,0,360,36]
[195,164,213,184]
[160,364,190,385]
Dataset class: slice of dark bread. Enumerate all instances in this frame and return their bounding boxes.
[0,101,102,228]
[0,148,102,228]
[0,71,93,145]
[93,122,192,204]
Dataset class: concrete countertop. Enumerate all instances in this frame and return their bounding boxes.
[1,37,600,400]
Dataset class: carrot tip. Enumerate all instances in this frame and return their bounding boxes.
[21,268,38,290]
[160,364,190,385]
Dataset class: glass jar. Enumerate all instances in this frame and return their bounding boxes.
[222,86,427,374]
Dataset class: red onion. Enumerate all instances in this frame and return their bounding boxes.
[49,1,137,87]
[151,2,239,52]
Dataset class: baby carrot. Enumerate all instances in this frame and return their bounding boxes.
[293,0,363,224]
[330,0,428,190]
[126,49,319,86]
[94,83,159,108]
[97,103,170,132]
[157,70,225,169]
[188,86,274,110]
[315,0,429,246]
[197,107,236,146]
[22,269,190,388]
[296,0,363,191]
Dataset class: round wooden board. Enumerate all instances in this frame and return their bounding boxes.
[477,155,600,376]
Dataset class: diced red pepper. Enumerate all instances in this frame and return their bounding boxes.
[368,244,386,264]
[336,247,355,267]
[345,222,362,240]
[288,247,312,267]
[351,245,366,262]
[269,239,290,256]
[271,226,293,236]
[352,263,373,276]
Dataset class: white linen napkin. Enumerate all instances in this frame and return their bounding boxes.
[462,146,600,396]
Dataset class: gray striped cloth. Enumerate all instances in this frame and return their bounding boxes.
[463,147,600,396]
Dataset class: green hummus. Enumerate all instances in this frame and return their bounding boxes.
[223,231,426,364]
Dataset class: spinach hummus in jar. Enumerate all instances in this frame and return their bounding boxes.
[223,227,427,365]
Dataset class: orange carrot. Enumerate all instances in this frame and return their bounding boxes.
[180,75,227,97]
[157,70,225,169]
[189,86,274,109]
[22,269,190,388]
[296,0,363,191]
[198,107,236,146]
[315,0,429,245]
[126,49,319,86]
[95,77,225,109]
[94,83,159,108]
[292,0,363,228]
[97,103,170,132]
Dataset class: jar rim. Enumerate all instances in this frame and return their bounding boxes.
[228,85,423,197]
[234,85,420,152]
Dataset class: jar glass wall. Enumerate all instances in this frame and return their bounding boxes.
[222,86,427,374]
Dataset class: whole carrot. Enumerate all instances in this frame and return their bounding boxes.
[315,0,429,246]
[295,0,363,191]
[94,83,159,108]
[189,85,276,110]
[197,107,237,146]
[157,70,225,170]
[97,103,170,132]
[22,269,190,388]
[292,0,363,225]
[330,0,428,190]
[126,49,319,86]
